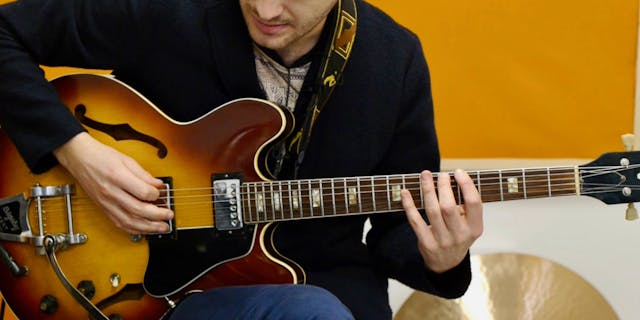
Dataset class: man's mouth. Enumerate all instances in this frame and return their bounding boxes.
[253,17,288,35]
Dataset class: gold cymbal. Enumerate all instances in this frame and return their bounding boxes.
[395,253,618,320]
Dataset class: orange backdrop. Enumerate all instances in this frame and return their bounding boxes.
[368,0,638,158]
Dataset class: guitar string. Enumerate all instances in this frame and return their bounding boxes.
[32,165,639,220]
[35,170,632,209]
[39,178,580,206]
[34,181,626,209]
[33,164,631,200]
[35,182,628,217]
[29,183,633,232]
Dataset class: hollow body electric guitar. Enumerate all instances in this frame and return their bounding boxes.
[0,74,639,319]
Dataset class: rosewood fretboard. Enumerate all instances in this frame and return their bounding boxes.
[240,167,579,224]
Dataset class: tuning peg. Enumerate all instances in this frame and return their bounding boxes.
[621,133,635,151]
[626,203,638,221]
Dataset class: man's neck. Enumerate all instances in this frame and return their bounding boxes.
[276,16,329,67]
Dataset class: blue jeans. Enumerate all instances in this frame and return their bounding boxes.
[167,284,355,320]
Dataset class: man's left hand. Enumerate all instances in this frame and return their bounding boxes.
[401,169,484,273]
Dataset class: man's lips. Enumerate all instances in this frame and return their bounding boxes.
[253,17,288,35]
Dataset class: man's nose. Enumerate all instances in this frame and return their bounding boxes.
[254,0,284,21]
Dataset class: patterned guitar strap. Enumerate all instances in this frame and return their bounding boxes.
[272,0,357,178]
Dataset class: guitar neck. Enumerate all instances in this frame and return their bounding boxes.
[241,166,580,224]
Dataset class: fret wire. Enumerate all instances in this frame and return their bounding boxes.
[249,183,254,221]
[297,180,303,218]
[371,176,376,212]
[476,171,482,199]
[418,174,423,208]
[256,182,261,221]
[521,170,546,197]
[252,183,258,221]
[522,168,527,199]
[278,181,284,220]
[308,179,313,217]
[269,182,275,221]
[265,182,272,221]
[357,177,362,213]
[319,178,325,217]
[244,184,251,223]
[260,183,267,221]
[456,173,462,204]
[250,183,256,222]
[288,181,294,220]
[547,167,552,197]
[274,182,280,220]
[269,182,275,220]
[249,184,255,223]
[386,176,391,210]
[402,175,408,204]
[343,177,349,214]
[331,179,337,215]
[498,170,504,201]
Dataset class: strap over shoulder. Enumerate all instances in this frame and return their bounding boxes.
[286,0,358,175]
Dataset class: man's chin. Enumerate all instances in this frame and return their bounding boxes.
[253,38,287,51]
[248,31,286,49]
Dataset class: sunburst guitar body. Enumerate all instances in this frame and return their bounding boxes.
[0,74,300,319]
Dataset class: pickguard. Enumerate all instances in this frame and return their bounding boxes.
[143,226,256,297]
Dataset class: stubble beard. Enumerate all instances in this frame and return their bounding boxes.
[248,13,328,64]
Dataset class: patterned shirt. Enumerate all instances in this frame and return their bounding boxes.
[254,45,311,112]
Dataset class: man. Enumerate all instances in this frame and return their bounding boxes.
[0,0,483,319]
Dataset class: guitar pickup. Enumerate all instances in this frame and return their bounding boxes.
[147,177,176,240]
[212,173,243,231]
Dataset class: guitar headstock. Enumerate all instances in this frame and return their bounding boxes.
[580,151,640,204]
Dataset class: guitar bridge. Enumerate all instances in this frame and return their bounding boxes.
[0,184,89,255]
[212,173,244,231]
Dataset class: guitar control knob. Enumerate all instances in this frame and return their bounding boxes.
[77,280,96,299]
[39,294,58,315]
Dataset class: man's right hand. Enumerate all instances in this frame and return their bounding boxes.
[52,132,174,234]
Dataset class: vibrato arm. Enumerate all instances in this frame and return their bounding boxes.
[43,235,108,320]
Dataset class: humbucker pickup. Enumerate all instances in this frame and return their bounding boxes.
[212,173,243,231]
